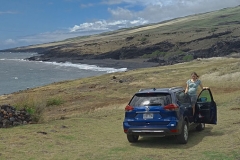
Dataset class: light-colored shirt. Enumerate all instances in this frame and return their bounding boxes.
[186,79,202,95]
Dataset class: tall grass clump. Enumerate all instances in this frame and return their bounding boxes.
[46,97,64,106]
[12,94,47,123]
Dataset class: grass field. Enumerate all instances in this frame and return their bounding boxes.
[0,57,240,160]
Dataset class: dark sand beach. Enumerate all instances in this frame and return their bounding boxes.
[72,58,159,70]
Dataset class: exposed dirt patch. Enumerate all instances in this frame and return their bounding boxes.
[230,107,240,110]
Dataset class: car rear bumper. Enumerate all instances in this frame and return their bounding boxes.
[125,127,180,136]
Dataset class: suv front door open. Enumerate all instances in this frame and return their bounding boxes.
[195,89,217,124]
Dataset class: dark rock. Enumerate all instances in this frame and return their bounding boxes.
[37,131,47,135]
[61,125,67,128]
[9,117,15,122]
[2,119,11,128]
[0,104,32,128]
[13,122,21,126]
[126,36,134,41]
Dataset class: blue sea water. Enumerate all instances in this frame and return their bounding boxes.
[0,52,127,95]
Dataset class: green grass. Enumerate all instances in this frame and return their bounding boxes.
[1,7,240,159]
[202,151,240,160]
[0,105,239,160]
[183,55,194,61]
[0,57,240,160]
[141,50,167,58]
[46,97,64,106]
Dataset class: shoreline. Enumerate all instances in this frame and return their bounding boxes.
[38,57,159,70]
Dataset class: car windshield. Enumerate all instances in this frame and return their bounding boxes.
[129,93,171,106]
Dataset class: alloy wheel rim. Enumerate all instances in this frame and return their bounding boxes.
[184,125,188,140]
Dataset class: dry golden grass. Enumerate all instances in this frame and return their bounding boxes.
[0,57,240,160]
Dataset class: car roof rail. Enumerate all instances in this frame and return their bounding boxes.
[169,86,184,90]
[139,88,156,92]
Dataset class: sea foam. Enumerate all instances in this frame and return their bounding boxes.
[42,61,127,73]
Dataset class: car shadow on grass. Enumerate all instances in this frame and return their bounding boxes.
[130,126,224,149]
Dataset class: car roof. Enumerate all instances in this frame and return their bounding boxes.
[137,87,184,94]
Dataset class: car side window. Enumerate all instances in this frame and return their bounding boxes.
[198,89,212,102]
[176,91,191,104]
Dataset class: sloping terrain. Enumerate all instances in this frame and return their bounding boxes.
[0,6,240,160]
[3,6,240,65]
[0,57,239,159]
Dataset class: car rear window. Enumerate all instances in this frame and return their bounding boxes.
[129,93,171,107]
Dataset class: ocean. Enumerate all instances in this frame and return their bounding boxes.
[0,52,127,95]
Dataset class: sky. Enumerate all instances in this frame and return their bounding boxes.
[0,0,240,50]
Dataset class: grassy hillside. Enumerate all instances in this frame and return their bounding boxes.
[5,6,240,64]
[0,5,240,160]
[0,57,239,159]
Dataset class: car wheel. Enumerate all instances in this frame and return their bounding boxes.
[127,134,139,143]
[176,121,188,144]
[196,123,205,131]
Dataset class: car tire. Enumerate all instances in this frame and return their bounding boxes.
[127,134,139,143]
[176,121,188,144]
[196,123,205,131]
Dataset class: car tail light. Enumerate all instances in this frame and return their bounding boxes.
[164,104,179,111]
[170,129,178,133]
[125,105,134,111]
[124,129,128,133]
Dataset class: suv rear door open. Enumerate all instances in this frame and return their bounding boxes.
[195,89,217,124]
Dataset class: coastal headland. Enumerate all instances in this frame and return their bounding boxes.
[2,6,240,70]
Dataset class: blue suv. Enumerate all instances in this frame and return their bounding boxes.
[123,87,217,144]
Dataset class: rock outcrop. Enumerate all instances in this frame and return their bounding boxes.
[24,39,240,67]
[0,105,32,128]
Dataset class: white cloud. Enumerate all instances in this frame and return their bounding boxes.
[102,0,163,6]
[18,31,87,43]
[102,0,240,8]
[101,0,123,5]
[69,21,109,32]
[4,39,16,44]
[69,17,148,33]
[106,0,240,23]
[108,7,134,19]
[80,3,94,8]
[0,11,17,15]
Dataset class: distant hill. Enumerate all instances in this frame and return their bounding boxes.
[2,5,240,66]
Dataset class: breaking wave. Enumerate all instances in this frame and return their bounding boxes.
[42,61,127,73]
[0,58,127,73]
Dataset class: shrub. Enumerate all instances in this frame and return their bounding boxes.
[139,37,147,42]
[175,50,185,55]
[142,50,167,58]
[183,55,194,61]
[13,94,46,123]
